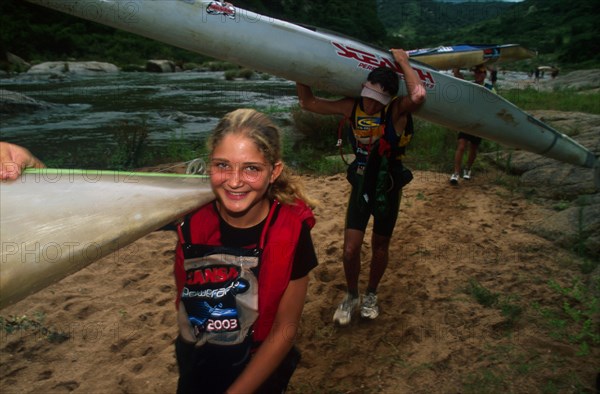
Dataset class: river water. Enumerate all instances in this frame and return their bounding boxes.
[0,71,298,168]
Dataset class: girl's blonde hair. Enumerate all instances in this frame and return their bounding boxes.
[208,108,318,208]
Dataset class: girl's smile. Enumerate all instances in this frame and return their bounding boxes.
[210,133,282,228]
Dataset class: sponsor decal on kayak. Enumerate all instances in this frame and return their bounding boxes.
[332,42,435,89]
[483,48,500,59]
[206,1,236,19]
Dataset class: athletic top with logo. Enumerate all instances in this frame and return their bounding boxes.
[174,199,316,349]
[350,97,414,166]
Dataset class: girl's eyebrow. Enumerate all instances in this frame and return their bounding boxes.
[211,158,267,166]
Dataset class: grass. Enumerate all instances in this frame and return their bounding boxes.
[0,312,70,344]
[499,88,600,115]
[533,278,600,356]
[161,132,205,165]
[404,118,456,172]
[466,278,499,308]
[460,347,594,394]
[465,279,523,329]
[109,120,151,170]
[462,370,505,394]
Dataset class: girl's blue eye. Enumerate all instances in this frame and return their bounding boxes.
[212,161,229,169]
[209,161,268,181]
[242,165,265,181]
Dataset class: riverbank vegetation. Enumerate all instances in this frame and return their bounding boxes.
[500,88,600,115]
[39,87,599,173]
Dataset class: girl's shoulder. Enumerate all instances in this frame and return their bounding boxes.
[277,199,315,229]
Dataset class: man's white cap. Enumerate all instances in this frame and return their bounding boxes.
[360,81,392,105]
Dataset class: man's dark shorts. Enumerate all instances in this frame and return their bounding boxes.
[345,180,402,237]
[458,132,482,146]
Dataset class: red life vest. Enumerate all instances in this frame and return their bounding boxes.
[174,199,315,343]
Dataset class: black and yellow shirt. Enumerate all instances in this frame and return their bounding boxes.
[350,97,414,165]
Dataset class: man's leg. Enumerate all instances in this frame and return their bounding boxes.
[343,228,366,294]
[465,142,478,169]
[359,233,391,320]
[333,228,365,326]
[451,138,467,184]
[463,142,479,179]
[366,232,391,293]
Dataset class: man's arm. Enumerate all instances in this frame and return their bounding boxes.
[296,83,354,117]
[391,49,426,112]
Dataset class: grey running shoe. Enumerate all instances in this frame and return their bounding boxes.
[450,173,459,185]
[333,293,359,326]
[360,292,379,320]
[463,169,471,180]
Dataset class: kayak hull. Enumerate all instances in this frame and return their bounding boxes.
[0,169,214,308]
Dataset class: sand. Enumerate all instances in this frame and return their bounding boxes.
[1,168,598,393]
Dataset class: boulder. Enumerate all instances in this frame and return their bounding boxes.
[527,194,600,259]
[538,69,600,92]
[6,52,30,68]
[146,60,176,73]
[0,89,53,114]
[485,110,599,259]
[27,61,119,76]
[2,52,31,72]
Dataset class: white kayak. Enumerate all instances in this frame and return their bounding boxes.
[25,0,597,169]
[0,169,213,308]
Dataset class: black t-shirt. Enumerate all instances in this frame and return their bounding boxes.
[219,206,318,280]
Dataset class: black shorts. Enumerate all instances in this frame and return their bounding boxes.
[458,132,482,146]
[345,179,402,237]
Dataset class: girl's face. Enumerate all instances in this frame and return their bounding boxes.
[209,133,282,228]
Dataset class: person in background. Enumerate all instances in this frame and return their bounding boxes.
[489,66,498,88]
[296,48,426,326]
[173,108,318,393]
[449,64,494,185]
[452,67,464,79]
[0,141,45,180]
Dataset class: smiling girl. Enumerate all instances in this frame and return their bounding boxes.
[174,109,318,393]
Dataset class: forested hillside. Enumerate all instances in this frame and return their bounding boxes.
[424,0,600,67]
[376,0,514,48]
[1,0,598,69]
[239,0,600,68]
